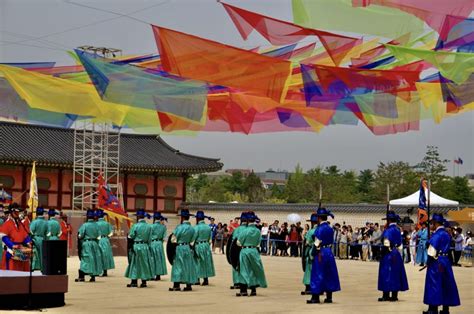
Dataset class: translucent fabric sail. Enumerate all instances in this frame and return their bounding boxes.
[385,45,474,84]
[76,50,208,124]
[292,0,425,40]
[221,2,361,66]
[152,25,292,102]
[352,0,474,40]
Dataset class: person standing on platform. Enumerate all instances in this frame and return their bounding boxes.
[416,222,428,266]
[301,213,318,295]
[307,208,340,304]
[150,211,167,281]
[193,210,215,286]
[96,210,115,277]
[169,208,198,292]
[125,209,153,288]
[75,209,103,282]
[29,207,48,271]
[46,209,62,240]
[423,214,461,314]
[0,203,32,271]
[230,212,248,290]
[236,211,267,297]
[377,211,409,302]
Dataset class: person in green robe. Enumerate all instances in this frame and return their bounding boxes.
[169,208,198,292]
[46,209,62,240]
[96,210,115,277]
[230,212,248,290]
[236,211,267,297]
[193,210,215,286]
[29,207,48,271]
[125,209,153,288]
[150,211,167,281]
[75,209,103,282]
[301,213,318,295]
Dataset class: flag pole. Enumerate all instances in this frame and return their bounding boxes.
[427,179,431,239]
[386,184,390,215]
[318,183,322,209]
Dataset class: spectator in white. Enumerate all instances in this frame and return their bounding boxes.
[453,227,464,266]
[461,231,472,267]
[260,223,269,255]
[409,228,417,265]
[269,220,280,256]
[339,226,348,259]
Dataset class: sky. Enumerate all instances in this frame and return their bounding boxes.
[0,0,473,175]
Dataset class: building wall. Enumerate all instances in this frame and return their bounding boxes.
[0,165,185,213]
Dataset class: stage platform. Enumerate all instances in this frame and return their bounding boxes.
[0,270,68,309]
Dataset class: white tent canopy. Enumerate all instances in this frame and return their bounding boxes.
[389,190,459,206]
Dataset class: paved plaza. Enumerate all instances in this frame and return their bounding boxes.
[13,254,473,313]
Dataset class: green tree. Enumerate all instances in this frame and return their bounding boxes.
[417,145,449,188]
[374,161,418,202]
[284,164,308,203]
[222,171,245,195]
[357,169,376,202]
[243,171,265,202]
[439,176,474,204]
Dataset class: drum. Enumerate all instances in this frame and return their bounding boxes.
[11,247,32,262]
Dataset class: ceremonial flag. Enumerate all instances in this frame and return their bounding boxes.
[454,157,463,165]
[27,161,38,219]
[0,188,12,205]
[97,174,131,227]
[417,178,428,229]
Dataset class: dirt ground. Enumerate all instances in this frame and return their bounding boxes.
[9,254,474,314]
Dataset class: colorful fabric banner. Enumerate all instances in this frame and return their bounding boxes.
[292,0,425,40]
[27,162,38,218]
[152,25,292,102]
[222,2,361,66]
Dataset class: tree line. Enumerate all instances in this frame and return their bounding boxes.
[186,146,474,204]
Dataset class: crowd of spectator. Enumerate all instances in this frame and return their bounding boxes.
[206,217,473,267]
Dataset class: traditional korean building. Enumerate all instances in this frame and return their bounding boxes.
[0,122,223,213]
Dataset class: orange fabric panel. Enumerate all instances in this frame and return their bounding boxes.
[152,25,292,102]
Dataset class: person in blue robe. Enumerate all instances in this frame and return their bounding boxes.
[377,211,409,302]
[416,222,428,266]
[307,208,340,304]
[423,213,460,314]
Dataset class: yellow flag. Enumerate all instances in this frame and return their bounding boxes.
[27,162,38,219]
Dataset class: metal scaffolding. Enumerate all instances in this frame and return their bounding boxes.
[72,121,120,210]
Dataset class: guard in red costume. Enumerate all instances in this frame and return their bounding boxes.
[0,203,32,271]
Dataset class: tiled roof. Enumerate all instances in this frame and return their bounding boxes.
[184,202,460,214]
[0,122,223,173]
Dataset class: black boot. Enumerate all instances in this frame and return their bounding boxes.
[140,280,147,288]
[307,294,320,304]
[101,270,108,277]
[423,305,438,314]
[75,270,85,282]
[236,284,248,297]
[378,292,390,302]
[155,275,161,281]
[249,286,257,297]
[183,284,193,291]
[301,285,310,295]
[202,278,209,286]
[390,291,398,302]
[169,282,181,291]
[440,305,449,314]
[89,276,96,282]
[127,279,138,288]
[230,284,240,290]
[324,292,333,303]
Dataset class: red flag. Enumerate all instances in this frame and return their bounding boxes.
[97,173,126,216]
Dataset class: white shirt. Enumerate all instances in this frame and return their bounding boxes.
[261,226,269,236]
